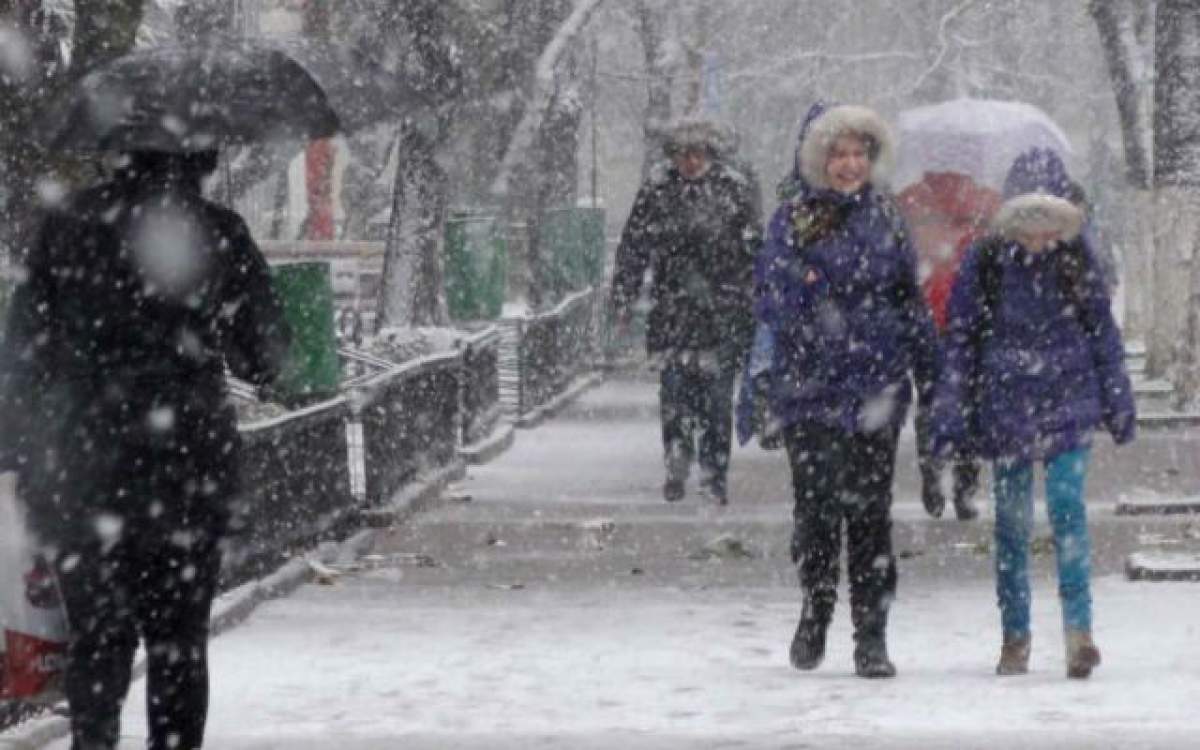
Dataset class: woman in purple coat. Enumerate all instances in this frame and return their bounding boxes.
[931,148,1136,679]
[757,102,938,679]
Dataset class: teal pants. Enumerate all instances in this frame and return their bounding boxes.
[992,447,1093,639]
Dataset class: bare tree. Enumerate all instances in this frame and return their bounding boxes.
[1154,1,1200,400]
[369,0,462,329]
[632,0,673,176]
[1089,0,1156,348]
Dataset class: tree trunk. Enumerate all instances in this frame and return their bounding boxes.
[375,124,448,330]
[1088,0,1159,346]
[1089,0,1154,188]
[1123,188,1156,345]
[1151,0,1200,389]
[634,0,673,177]
[1178,194,1200,405]
[1149,188,1197,380]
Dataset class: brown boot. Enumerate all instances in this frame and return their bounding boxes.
[996,634,1031,675]
[1065,630,1101,679]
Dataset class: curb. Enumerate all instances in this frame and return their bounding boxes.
[1136,412,1200,430]
[359,459,468,529]
[0,460,463,750]
[1126,551,1200,581]
[515,373,604,429]
[1115,497,1200,516]
[457,422,516,465]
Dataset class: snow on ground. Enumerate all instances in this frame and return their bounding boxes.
[43,375,1200,749]
[63,577,1200,749]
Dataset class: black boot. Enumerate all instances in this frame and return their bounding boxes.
[854,636,896,678]
[852,609,896,679]
[920,464,945,519]
[699,474,728,506]
[952,460,980,521]
[952,493,979,521]
[789,600,831,670]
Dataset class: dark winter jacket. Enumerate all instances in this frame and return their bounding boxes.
[610,159,761,356]
[0,166,290,544]
[752,102,938,436]
[930,148,1136,461]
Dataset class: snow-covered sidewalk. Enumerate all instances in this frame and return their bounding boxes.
[40,375,1200,749]
[50,577,1200,749]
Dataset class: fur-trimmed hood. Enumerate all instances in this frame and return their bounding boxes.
[794,102,895,193]
[991,193,1083,247]
[661,117,729,158]
[993,147,1083,247]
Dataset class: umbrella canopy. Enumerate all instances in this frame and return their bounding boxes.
[41,41,341,152]
[267,37,444,135]
[897,171,1002,331]
[893,98,1073,191]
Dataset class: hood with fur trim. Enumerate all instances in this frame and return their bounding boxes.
[993,147,1083,247]
[793,101,895,193]
[661,117,727,158]
[990,193,1083,247]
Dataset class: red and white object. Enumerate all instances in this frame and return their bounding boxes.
[0,472,68,704]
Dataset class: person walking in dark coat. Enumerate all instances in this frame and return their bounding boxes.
[931,148,1135,679]
[897,171,998,521]
[611,119,762,505]
[756,102,938,679]
[0,149,290,749]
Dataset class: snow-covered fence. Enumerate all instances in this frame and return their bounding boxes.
[505,287,601,421]
[355,352,461,507]
[218,332,505,587]
[223,397,356,587]
[458,326,503,446]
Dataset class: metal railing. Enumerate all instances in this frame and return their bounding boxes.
[221,396,355,587]
[354,352,462,507]
[507,287,599,418]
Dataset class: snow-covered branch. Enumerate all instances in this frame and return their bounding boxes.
[909,0,979,94]
[492,0,607,196]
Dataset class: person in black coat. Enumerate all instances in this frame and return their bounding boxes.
[0,149,290,750]
[610,119,762,505]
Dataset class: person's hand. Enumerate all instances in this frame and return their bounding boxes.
[1107,410,1136,446]
[926,411,962,460]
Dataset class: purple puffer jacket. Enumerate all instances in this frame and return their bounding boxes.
[756,186,938,436]
[930,149,1136,461]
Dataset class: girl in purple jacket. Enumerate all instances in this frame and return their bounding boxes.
[931,148,1136,679]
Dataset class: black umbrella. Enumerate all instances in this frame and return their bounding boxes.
[41,41,341,152]
[268,38,445,135]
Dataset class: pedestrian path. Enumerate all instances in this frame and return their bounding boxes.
[46,375,1200,749]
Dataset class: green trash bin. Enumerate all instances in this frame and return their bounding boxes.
[270,261,341,405]
[539,206,606,297]
[445,210,508,321]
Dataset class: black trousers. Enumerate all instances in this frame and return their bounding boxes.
[659,351,737,487]
[56,531,222,750]
[784,422,899,638]
[914,408,980,508]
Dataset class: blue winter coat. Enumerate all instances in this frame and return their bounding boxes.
[930,149,1136,461]
[754,186,939,436]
